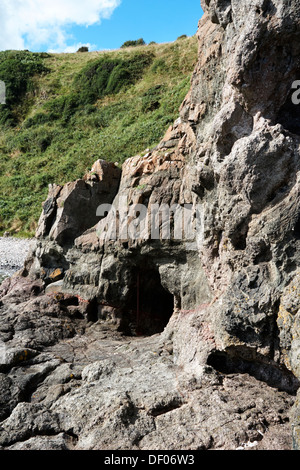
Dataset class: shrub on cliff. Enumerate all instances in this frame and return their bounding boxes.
[0,50,49,126]
[77,46,89,53]
[121,38,146,48]
[74,51,154,105]
[141,85,165,112]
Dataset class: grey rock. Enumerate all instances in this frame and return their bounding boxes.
[0,403,60,447]
[36,160,121,246]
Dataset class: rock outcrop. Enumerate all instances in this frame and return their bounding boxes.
[1,0,300,450]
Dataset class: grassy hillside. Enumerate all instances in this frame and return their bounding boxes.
[0,37,198,236]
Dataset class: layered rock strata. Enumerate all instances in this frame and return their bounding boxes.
[1,0,300,450]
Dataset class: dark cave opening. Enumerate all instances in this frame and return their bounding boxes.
[120,266,175,337]
[207,350,300,395]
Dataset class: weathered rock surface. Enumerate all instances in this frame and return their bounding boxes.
[1,0,300,450]
[35,159,121,246]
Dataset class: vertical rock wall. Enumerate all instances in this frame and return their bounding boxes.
[26,0,300,401]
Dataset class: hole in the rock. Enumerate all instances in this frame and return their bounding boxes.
[86,298,100,322]
[229,220,249,251]
[253,240,272,264]
[120,266,174,337]
[217,132,236,158]
[216,106,253,160]
[207,350,300,395]
[262,0,277,17]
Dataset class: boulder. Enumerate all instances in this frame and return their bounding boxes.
[36,160,121,246]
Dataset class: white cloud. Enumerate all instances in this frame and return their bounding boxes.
[0,0,121,52]
[48,42,97,54]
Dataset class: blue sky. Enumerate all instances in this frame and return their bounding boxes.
[0,0,203,53]
[70,0,204,52]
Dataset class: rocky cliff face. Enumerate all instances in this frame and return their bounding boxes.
[1,0,300,450]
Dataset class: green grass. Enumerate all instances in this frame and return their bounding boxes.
[0,36,198,236]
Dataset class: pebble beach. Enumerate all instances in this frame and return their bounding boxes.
[0,237,33,283]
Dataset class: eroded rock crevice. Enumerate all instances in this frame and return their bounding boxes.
[207,349,300,395]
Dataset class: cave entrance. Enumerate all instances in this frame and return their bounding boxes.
[121,266,174,337]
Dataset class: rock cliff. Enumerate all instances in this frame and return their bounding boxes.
[1,0,300,450]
